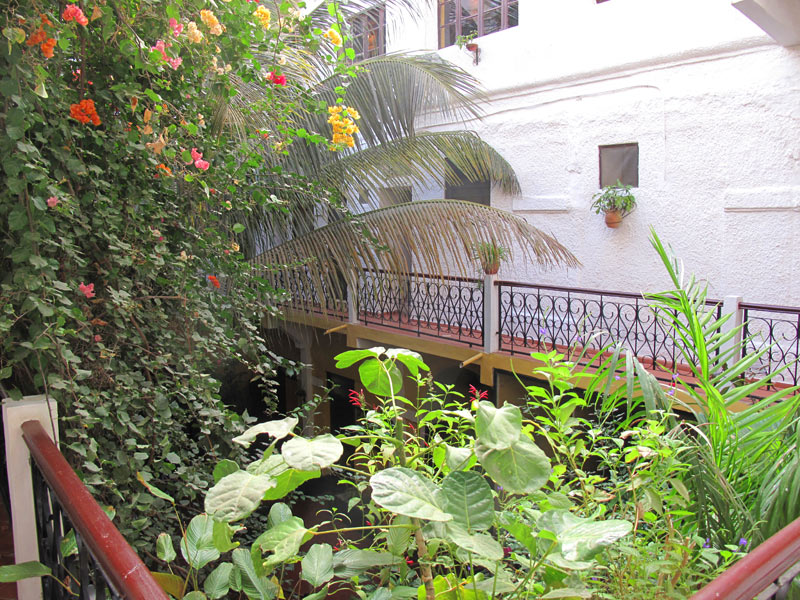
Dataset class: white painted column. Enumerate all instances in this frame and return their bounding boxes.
[347,281,359,325]
[720,295,744,363]
[2,394,58,600]
[483,274,500,354]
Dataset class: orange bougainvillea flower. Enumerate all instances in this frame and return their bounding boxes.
[207,275,221,288]
[26,27,47,46]
[40,38,56,58]
[62,4,89,26]
[70,99,101,126]
[155,163,173,177]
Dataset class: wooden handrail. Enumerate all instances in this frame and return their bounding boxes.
[21,420,169,600]
[690,516,800,600]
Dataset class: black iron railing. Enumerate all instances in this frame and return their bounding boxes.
[742,303,800,388]
[358,270,484,347]
[497,281,722,376]
[22,420,168,600]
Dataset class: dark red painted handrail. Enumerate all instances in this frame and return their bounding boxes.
[690,516,800,600]
[21,420,169,600]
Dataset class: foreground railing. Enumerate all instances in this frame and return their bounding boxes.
[22,419,168,600]
[691,515,800,600]
[742,302,800,389]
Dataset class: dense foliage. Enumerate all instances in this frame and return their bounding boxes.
[0,0,351,543]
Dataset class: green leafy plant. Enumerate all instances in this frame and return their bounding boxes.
[471,240,508,275]
[591,180,637,217]
[455,32,479,49]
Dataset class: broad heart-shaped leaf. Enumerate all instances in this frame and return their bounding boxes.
[212,520,240,553]
[268,502,292,527]
[384,348,428,377]
[441,471,494,531]
[538,510,633,562]
[446,523,504,561]
[281,434,343,470]
[183,592,208,600]
[231,548,277,600]
[445,445,476,471]
[254,517,309,554]
[301,543,334,587]
[332,549,401,578]
[0,561,51,582]
[181,515,220,570]
[370,467,452,522]
[475,435,551,494]
[156,532,176,562]
[205,471,276,522]
[475,401,521,450]
[248,454,320,500]
[334,347,384,369]
[204,563,233,599]
[213,459,239,483]
[151,572,187,599]
[499,513,538,555]
[358,357,402,397]
[232,416,299,448]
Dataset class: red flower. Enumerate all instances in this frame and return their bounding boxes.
[40,38,56,58]
[265,71,287,86]
[79,282,96,298]
[348,388,363,407]
[70,99,101,126]
[468,384,489,404]
[62,4,88,26]
[207,275,221,288]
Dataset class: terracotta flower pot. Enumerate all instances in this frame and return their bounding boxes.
[482,261,500,275]
[604,210,623,228]
[465,42,479,52]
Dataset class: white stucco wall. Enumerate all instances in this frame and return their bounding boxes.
[386,0,800,305]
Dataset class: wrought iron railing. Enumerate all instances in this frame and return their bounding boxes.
[22,420,168,600]
[691,515,800,600]
[742,303,800,388]
[497,281,722,377]
[358,270,484,347]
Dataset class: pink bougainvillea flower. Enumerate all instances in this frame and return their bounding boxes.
[47,196,59,208]
[207,275,221,288]
[94,334,102,342]
[79,282,96,299]
[169,18,183,36]
[194,158,210,171]
[167,56,182,70]
[62,4,89,26]
[190,147,202,161]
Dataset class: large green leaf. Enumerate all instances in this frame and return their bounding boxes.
[156,533,176,562]
[180,515,220,570]
[231,548,277,600]
[332,549,401,578]
[281,434,343,470]
[370,467,452,521]
[0,561,51,582]
[441,471,494,531]
[301,543,334,587]
[255,517,312,570]
[232,416,299,447]
[204,563,233,599]
[445,445,475,471]
[183,592,208,600]
[475,401,521,450]
[248,454,321,500]
[538,510,632,562]
[446,524,503,561]
[359,357,403,397]
[475,435,551,494]
[268,502,292,527]
[384,348,428,377]
[205,471,276,522]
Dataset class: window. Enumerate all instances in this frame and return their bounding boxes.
[445,160,490,205]
[599,143,639,188]
[438,0,519,49]
[349,6,385,62]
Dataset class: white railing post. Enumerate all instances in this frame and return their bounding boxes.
[2,394,58,600]
[347,280,359,325]
[484,274,500,354]
[720,295,744,361]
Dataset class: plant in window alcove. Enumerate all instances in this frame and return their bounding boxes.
[591,180,637,228]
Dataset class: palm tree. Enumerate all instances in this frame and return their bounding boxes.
[212,2,578,299]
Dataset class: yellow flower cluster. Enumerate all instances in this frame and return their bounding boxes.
[327,106,360,149]
[253,6,271,29]
[186,21,203,43]
[324,28,342,46]
[200,9,222,36]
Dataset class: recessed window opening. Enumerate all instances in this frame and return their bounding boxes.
[445,159,490,206]
[349,6,385,62]
[438,0,519,49]
[599,143,639,188]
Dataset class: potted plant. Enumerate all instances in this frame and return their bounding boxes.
[471,241,508,275]
[591,180,637,228]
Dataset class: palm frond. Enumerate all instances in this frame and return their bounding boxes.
[250,199,578,308]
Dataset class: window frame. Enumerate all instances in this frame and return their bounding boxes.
[437,0,519,49]
[348,5,386,62]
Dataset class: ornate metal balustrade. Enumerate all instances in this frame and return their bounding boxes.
[274,267,347,317]
[22,420,168,600]
[742,302,800,388]
[497,281,722,377]
[691,515,800,600]
[358,270,484,347]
